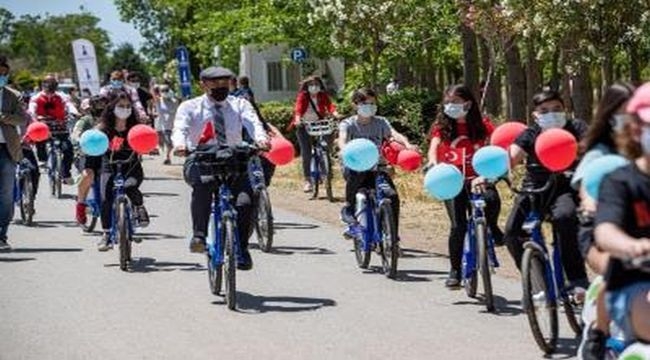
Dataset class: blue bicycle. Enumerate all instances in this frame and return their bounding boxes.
[462,189,500,312]
[347,166,398,278]
[248,155,274,253]
[509,176,583,354]
[83,174,101,233]
[200,143,257,310]
[305,119,334,202]
[13,157,36,226]
[45,124,69,199]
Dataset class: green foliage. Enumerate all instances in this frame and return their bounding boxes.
[106,43,150,83]
[258,101,296,143]
[11,69,37,91]
[377,88,441,147]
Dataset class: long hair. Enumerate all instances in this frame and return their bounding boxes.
[298,75,325,93]
[434,84,486,142]
[97,91,138,137]
[581,82,635,154]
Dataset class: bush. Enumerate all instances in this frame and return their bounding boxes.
[377,87,441,147]
[258,101,296,143]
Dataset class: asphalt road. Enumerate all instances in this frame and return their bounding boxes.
[0,158,579,360]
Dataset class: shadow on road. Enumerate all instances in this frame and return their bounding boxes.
[9,248,82,253]
[136,232,185,241]
[399,248,447,259]
[452,295,524,316]
[252,244,335,256]
[109,257,204,273]
[144,176,182,181]
[392,268,448,282]
[227,291,337,314]
[0,256,36,262]
[31,220,80,229]
[273,222,319,230]
[143,192,179,198]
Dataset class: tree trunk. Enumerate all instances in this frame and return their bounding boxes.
[461,23,480,99]
[479,37,501,117]
[572,61,594,123]
[549,48,561,92]
[630,42,641,84]
[503,37,527,121]
[525,37,542,119]
[601,50,614,90]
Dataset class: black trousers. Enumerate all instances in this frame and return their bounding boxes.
[100,162,144,230]
[504,183,587,283]
[43,133,74,178]
[444,183,503,271]
[344,169,401,237]
[191,176,254,249]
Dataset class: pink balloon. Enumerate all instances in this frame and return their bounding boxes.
[491,121,527,149]
[264,137,295,166]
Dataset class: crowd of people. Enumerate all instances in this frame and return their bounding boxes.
[0,50,648,359]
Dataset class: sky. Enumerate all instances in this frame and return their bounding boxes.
[0,0,145,50]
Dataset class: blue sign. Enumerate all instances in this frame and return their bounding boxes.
[290,47,308,63]
[175,46,192,98]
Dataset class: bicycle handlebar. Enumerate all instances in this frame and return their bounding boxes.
[505,175,555,196]
[623,255,650,270]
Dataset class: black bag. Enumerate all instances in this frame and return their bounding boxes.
[183,144,253,186]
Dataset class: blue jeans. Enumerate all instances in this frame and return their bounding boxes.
[0,144,16,240]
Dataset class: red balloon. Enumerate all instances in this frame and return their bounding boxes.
[396,149,422,172]
[491,121,527,149]
[381,141,405,165]
[127,124,159,155]
[264,136,295,166]
[534,128,578,172]
[26,122,50,142]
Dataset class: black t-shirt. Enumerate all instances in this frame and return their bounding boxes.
[514,119,588,185]
[595,163,650,291]
[137,88,153,115]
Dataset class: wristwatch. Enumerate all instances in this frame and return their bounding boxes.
[578,210,595,226]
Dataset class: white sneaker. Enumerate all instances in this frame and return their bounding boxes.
[97,234,113,252]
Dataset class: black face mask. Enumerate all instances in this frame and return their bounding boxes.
[44,81,58,92]
[210,87,229,102]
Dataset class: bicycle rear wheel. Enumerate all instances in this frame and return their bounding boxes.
[322,150,334,202]
[464,233,478,298]
[379,202,398,278]
[353,234,371,269]
[255,189,274,252]
[311,152,320,200]
[562,292,583,335]
[207,216,223,295]
[223,218,237,310]
[116,200,131,272]
[82,203,99,233]
[476,222,495,312]
[522,246,558,354]
[55,152,62,199]
[19,176,34,226]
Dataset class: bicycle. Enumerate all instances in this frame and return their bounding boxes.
[199,143,257,310]
[304,118,335,202]
[249,155,274,253]
[106,153,140,271]
[346,165,399,278]
[462,187,500,312]
[82,174,101,233]
[44,122,69,199]
[508,175,583,354]
[13,157,36,226]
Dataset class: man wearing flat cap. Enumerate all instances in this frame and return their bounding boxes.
[0,55,27,251]
[172,66,269,270]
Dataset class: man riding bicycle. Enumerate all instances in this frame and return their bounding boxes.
[172,66,269,270]
[28,74,79,185]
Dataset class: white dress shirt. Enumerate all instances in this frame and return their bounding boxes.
[172,94,267,149]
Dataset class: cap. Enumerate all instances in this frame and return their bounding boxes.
[199,66,235,80]
[627,82,650,123]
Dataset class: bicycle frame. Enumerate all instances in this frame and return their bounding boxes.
[207,180,242,269]
[248,156,266,193]
[108,163,134,245]
[86,175,102,217]
[305,119,333,183]
[463,192,499,279]
[357,171,392,252]
[46,136,63,181]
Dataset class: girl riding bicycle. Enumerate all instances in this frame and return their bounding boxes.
[86,92,149,251]
[425,84,503,288]
[338,87,416,241]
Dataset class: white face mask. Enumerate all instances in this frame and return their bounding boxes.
[444,103,468,119]
[308,85,320,94]
[130,82,140,89]
[641,127,650,155]
[536,112,566,130]
[610,114,627,133]
[114,106,132,119]
[357,104,377,118]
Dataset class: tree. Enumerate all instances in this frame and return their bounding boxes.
[106,43,150,83]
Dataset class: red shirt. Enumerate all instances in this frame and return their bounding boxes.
[290,91,336,129]
[430,117,495,178]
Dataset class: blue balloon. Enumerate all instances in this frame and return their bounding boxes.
[80,129,109,156]
[583,155,629,200]
[472,145,509,179]
[342,138,379,171]
[423,163,464,200]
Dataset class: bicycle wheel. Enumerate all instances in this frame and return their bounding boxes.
[82,203,99,233]
[522,246,558,354]
[311,152,320,200]
[464,233,478,298]
[54,152,62,199]
[476,222,495,312]
[116,200,131,272]
[378,202,398,278]
[255,189,274,253]
[19,176,34,226]
[353,233,371,269]
[48,152,56,197]
[207,216,223,296]
[562,291,583,335]
[322,150,334,202]
[223,218,237,310]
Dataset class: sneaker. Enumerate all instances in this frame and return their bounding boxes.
[135,205,149,228]
[303,181,313,193]
[445,269,461,288]
[340,205,356,224]
[237,249,253,270]
[0,238,11,252]
[580,326,607,360]
[97,233,113,252]
[163,159,171,165]
[75,202,87,224]
[189,236,206,253]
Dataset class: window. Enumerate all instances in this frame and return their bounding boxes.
[286,63,300,91]
[267,62,283,91]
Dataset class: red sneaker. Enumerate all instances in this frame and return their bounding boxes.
[76,202,87,224]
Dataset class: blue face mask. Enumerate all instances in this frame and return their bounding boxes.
[110,80,123,89]
[0,75,7,88]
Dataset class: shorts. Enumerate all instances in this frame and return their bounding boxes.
[606,281,650,344]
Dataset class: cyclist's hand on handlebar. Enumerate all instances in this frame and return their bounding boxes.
[256,139,270,151]
[471,176,487,193]
[173,145,188,157]
[623,238,650,259]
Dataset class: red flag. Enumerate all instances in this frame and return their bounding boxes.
[110,136,125,151]
[199,121,215,144]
